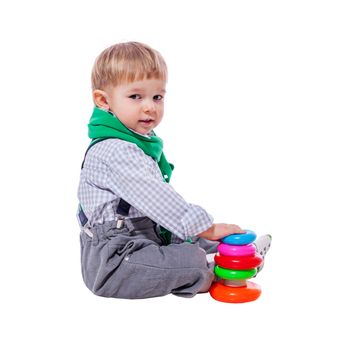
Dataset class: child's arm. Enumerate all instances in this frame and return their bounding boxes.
[89,140,241,241]
[106,142,214,240]
[197,223,245,241]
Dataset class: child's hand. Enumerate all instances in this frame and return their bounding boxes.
[197,223,246,241]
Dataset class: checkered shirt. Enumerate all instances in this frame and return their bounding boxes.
[77,139,213,242]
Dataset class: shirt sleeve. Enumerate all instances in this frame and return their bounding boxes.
[105,140,214,240]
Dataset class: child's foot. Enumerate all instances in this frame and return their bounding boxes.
[253,234,272,274]
[206,253,216,270]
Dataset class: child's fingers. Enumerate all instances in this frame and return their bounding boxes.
[229,225,246,234]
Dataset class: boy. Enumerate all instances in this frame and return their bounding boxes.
[77,42,271,299]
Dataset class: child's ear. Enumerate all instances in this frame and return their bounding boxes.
[93,89,109,110]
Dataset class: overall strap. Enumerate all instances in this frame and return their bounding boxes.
[77,199,131,227]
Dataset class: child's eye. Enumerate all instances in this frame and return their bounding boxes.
[154,95,164,101]
[129,94,141,100]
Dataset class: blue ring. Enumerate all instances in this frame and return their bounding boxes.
[221,230,256,245]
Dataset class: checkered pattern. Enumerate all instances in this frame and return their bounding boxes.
[77,139,213,242]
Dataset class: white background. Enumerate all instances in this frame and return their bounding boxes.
[1,0,353,349]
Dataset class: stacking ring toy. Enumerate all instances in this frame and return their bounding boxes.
[223,279,247,287]
[221,230,256,245]
[217,243,256,257]
[214,253,263,270]
[209,228,264,303]
[209,281,262,303]
[214,266,257,280]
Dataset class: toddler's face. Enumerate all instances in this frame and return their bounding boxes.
[106,78,166,135]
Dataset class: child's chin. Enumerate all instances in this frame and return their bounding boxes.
[136,127,152,135]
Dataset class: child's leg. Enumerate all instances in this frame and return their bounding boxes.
[80,218,214,299]
[190,237,218,270]
[117,242,214,298]
[196,237,219,254]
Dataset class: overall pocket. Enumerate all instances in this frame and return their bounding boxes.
[127,217,164,244]
[106,226,135,266]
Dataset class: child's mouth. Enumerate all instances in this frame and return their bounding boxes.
[139,119,154,126]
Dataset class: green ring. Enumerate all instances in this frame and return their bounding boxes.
[214,266,257,280]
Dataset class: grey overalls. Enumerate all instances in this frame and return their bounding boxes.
[79,141,218,299]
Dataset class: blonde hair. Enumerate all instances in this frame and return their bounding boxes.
[91,42,168,90]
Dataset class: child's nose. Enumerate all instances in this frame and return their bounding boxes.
[143,99,156,113]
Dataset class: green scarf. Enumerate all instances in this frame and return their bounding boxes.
[88,107,174,244]
[88,107,174,182]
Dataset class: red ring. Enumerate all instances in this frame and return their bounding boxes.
[214,253,263,270]
[209,281,262,303]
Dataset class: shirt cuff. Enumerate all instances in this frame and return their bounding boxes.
[180,205,214,240]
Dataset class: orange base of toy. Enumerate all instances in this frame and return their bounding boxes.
[209,281,262,303]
